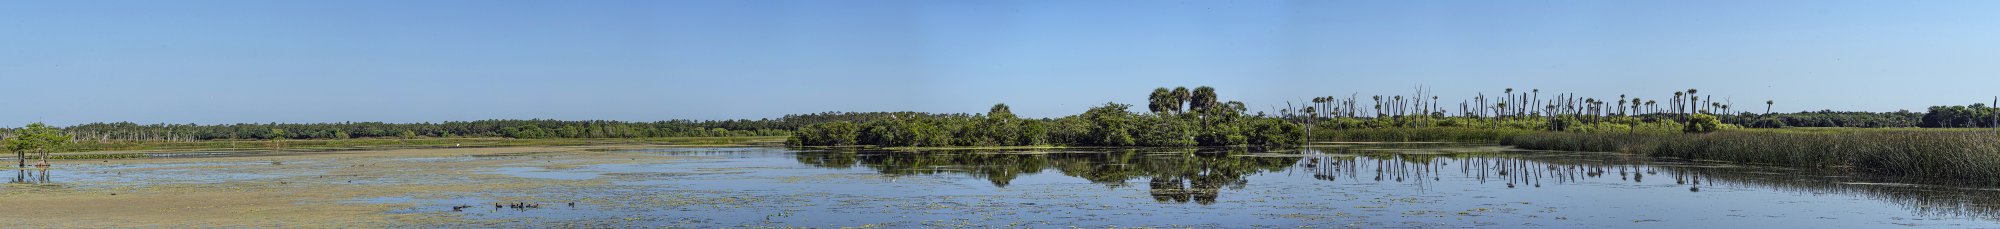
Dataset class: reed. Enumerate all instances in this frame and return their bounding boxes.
[1316,127,1539,143]
[1501,128,2000,185]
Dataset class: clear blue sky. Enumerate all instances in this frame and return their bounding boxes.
[4,0,1998,126]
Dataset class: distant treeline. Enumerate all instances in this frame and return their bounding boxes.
[1720,110,1924,128]
[789,86,1303,147]
[2,119,804,141]
[6,87,1993,143]
[1717,104,1998,128]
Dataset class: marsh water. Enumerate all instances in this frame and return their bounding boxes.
[14,144,2000,227]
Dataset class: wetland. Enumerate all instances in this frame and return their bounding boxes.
[4,143,1997,228]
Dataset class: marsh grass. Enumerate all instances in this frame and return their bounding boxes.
[1316,127,1540,143]
[1313,121,1687,143]
[45,153,150,160]
[1502,128,2000,185]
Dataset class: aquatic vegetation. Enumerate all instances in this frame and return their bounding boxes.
[44,153,148,160]
[1502,129,2000,185]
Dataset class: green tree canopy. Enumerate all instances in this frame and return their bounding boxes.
[6,122,73,167]
[989,103,1015,119]
[1148,87,1174,114]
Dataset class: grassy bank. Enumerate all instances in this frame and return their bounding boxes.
[1501,128,2000,184]
[51,136,788,153]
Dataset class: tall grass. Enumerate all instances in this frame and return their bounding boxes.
[1502,129,2000,185]
[1315,127,1539,143]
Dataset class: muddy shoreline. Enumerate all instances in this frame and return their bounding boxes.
[0,145,689,227]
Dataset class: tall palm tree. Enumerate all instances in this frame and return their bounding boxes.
[1646,100,1657,114]
[1393,95,1405,117]
[1618,95,1628,116]
[1432,96,1441,116]
[1632,98,1643,115]
[1310,97,1326,118]
[1766,100,1775,114]
[1190,86,1218,112]
[1687,89,1699,114]
[1673,92,1685,116]
[1584,98,1596,117]
[1171,87,1191,113]
[1372,95,1384,117]
[1531,89,1541,117]
[1503,88,1514,117]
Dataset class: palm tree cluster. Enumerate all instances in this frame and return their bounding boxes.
[1271,87,1759,131]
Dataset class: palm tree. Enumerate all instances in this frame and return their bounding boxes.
[1148,87,1173,114]
[1646,100,1657,114]
[1190,86,1218,112]
[1532,89,1543,117]
[1686,89,1699,114]
[1503,88,1514,117]
[1372,95,1384,117]
[1393,95,1405,117]
[1172,87,1191,113]
[1765,100,1774,114]
[1631,98,1642,115]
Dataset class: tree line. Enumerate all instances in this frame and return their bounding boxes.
[788,86,1304,147]
[1271,87,1991,131]
[1919,103,2000,128]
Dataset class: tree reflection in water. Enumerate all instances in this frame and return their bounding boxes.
[790,144,2000,219]
[11,168,50,184]
[794,148,1295,205]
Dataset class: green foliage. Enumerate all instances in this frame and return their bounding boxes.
[788,121,861,146]
[1148,87,1176,114]
[1245,119,1301,146]
[1749,118,1788,128]
[1189,86,1218,112]
[1082,103,1138,146]
[989,103,1015,119]
[1921,104,1999,128]
[1319,127,1539,143]
[1683,114,1722,133]
[1720,110,1921,128]
[791,86,1304,148]
[1502,129,2000,185]
[1134,114,1195,147]
[6,122,73,153]
[503,126,550,139]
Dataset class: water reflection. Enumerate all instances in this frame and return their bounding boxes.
[791,144,2000,220]
[11,168,51,184]
[795,148,1294,205]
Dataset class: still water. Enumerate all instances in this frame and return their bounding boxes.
[21,144,2000,228]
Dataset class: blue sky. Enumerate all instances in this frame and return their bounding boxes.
[3,0,1998,126]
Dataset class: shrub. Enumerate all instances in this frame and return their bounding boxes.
[788,121,860,146]
[1683,114,1722,133]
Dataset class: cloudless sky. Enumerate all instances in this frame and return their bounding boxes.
[4,0,1999,126]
